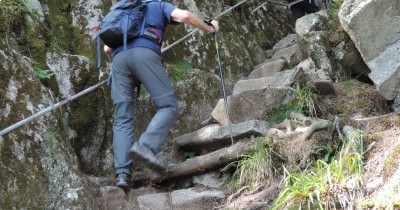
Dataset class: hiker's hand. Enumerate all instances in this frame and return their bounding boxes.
[210,20,219,33]
[104,45,112,57]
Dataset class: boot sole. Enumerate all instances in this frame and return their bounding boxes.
[129,143,167,172]
[116,181,129,189]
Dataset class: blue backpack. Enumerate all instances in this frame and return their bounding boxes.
[96,0,163,70]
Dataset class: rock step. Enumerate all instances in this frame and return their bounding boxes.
[248,58,287,80]
[211,87,296,126]
[174,120,269,151]
[233,68,304,95]
[272,34,300,52]
[99,186,224,210]
[137,187,224,210]
[271,43,308,68]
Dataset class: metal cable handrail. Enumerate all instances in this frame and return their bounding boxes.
[0,0,251,136]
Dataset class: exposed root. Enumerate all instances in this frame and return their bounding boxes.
[134,141,256,183]
[268,114,332,142]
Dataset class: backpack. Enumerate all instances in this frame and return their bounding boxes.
[96,0,163,71]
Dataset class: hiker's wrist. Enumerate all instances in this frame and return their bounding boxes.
[208,25,216,34]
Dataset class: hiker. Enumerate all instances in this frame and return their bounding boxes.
[103,1,219,189]
[289,0,321,22]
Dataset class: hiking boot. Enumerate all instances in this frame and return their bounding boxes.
[115,173,131,189]
[129,142,167,172]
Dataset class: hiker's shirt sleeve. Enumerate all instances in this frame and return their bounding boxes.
[162,3,177,24]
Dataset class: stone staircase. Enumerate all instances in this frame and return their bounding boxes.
[95,33,334,210]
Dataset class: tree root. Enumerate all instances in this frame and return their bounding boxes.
[134,141,256,183]
[269,113,332,142]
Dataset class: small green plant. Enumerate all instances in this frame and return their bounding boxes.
[268,102,299,124]
[268,84,317,123]
[271,129,364,209]
[330,0,344,18]
[33,67,55,80]
[167,60,193,82]
[315,145,335,162]
[292,84,317,117]
[229,138,276,192]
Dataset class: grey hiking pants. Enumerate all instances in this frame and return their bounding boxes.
[111,47,178,171]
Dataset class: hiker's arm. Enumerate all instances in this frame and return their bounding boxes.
[170,9,219,34]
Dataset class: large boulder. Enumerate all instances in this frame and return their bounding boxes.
[271,42,308,68]
[339,0,400,100]
[296,58,334,95]
[173,70,223,135]
[211,87,296,125]
[47,52,114,175]
[233,68,305,95]
[295,12,333,74]
[46,53,90,99]
[0,47,98,209]
[272,34,300,53]
[248,59,287,79]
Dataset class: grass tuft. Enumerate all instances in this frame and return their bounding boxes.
[228,137,277,193]
[268,84,317,123]
[270,129,364,209]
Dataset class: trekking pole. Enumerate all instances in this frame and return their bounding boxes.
[214,32,234,145]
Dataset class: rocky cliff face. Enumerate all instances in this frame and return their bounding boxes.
[0,44,98,209]
[2,0,400,208]
[0,0,292,208]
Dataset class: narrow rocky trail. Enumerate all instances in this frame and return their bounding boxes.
[94,30,337,209]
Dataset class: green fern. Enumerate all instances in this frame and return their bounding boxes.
[33,67,55,80]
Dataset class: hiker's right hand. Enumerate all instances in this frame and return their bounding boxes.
[104,45,112,57]
[210,20,219,33]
